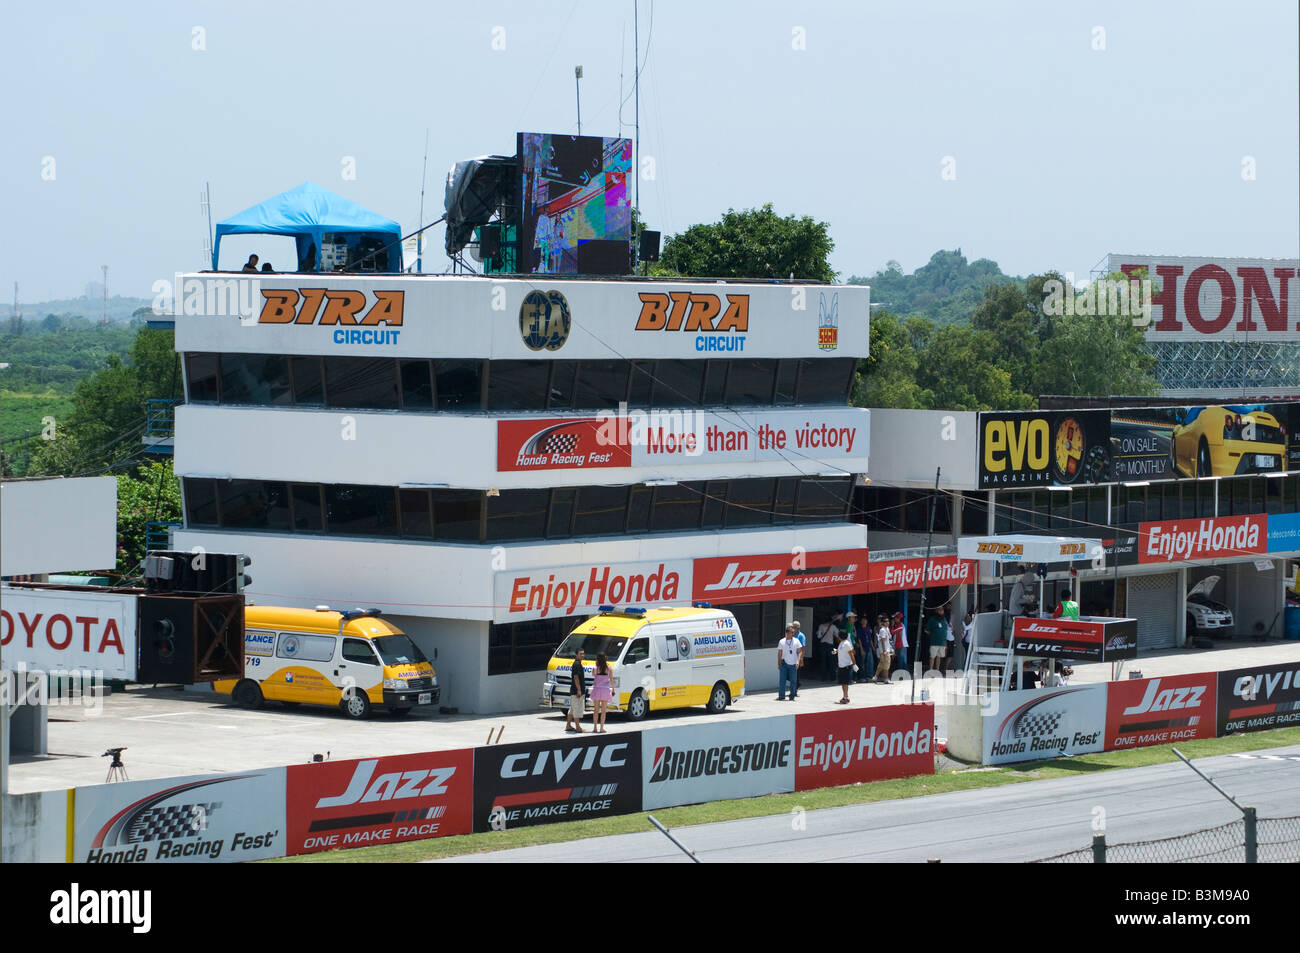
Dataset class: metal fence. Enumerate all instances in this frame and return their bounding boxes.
[1033,814,1300,863]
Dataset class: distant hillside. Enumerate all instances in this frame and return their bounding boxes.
[9,295,153,325]
[848,249,1024,325]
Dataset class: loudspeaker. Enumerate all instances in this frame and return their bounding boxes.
[144,551,249,594]
[639,229,661,262]
[137,594,244,684]
[479,224,501,260]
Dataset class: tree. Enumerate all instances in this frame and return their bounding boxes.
[1033,272,1159,397]
[851,309,931,409]
[657,204,836,281]
[27,327,179,476]
[915,324,1032,411]
[115,458,182,575]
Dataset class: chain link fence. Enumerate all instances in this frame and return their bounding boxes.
[1032,814,1300,863]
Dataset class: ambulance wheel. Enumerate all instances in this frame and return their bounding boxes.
[233,680,262,710]
[706,682,730,714]
[625,689,649,721]
[342,688,371,720]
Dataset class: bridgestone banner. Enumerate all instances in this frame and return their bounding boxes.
[641,716,795,810]
[982,684,1106,765]
[794,705,935,790]
[1217,662,1300,735]
[285,749,474,855]
[472,733,642,832]
[1105,673,1218,749]
[73,769,286,863]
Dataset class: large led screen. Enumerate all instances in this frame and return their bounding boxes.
[518,132,632,275]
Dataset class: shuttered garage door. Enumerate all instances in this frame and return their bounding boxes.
[1126,572,1179,651]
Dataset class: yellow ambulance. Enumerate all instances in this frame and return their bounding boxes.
[541,604,745,720]
[214,606,439,719]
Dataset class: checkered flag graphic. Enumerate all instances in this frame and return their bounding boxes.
[523,423,583,456]
[1014,711,1062,739]
[126,801,219,842]
[542,432,579,454]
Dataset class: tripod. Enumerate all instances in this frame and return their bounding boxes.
[106,752,129,782]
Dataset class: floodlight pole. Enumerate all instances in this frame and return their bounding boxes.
[912,467,941,703]
[575,65,583,135]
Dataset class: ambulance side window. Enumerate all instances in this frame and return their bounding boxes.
[342,639,378,665]
[623,638,650,665]
[661,634,679,661]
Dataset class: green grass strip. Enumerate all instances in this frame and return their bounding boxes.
[266,725,1300,863]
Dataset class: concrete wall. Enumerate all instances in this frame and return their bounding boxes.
[0,477,116,575]
[944,698,984,762]
[864,410,979,489]
[1,790,65,862]
[175,405,871,490]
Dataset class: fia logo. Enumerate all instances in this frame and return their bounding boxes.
[818,292,838,350]
[520,290,571,351]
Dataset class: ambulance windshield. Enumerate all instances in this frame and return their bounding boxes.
[555,631,630,661]
[372,634,428,667]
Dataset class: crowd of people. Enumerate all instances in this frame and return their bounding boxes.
[782,605,977,699]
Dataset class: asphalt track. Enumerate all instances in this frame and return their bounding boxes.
[439,744,1300,863]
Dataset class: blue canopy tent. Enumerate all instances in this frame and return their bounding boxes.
[212,182,403,273]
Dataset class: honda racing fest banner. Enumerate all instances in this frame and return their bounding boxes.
[1106,255,1300,343]
[1010,616,1138,663]
[496,407,869,474]
[976,402,1300,488]
[171,273,870,361]
[0,585,137,680]
[493,548,869,623]
[795,705,935,789]
[982,684,1107,765]
[1217,661,1300,735]
[642,716,794,811]
[472,733,643,831]
[285,749,474,855]
[1105,672,1218,749]
[72,769,287,863]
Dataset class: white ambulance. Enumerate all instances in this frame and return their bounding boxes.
[541,604,745,720]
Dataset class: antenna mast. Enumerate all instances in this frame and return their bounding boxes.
[634,0,640,216]
[417,129,429,273]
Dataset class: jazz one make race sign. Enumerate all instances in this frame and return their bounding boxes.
[1105,672,1218,749]
[285,749,474,854]
[0,585,137,679]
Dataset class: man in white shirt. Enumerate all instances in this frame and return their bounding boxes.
[776,624,804,701]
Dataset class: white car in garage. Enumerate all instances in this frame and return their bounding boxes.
[1186,575,1233,638]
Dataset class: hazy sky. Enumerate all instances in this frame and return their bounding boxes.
[2,0,1297,302]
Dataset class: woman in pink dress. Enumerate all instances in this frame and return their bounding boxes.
[590,653,615,733]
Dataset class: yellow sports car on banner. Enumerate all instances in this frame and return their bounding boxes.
[1170,406,1287,478]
